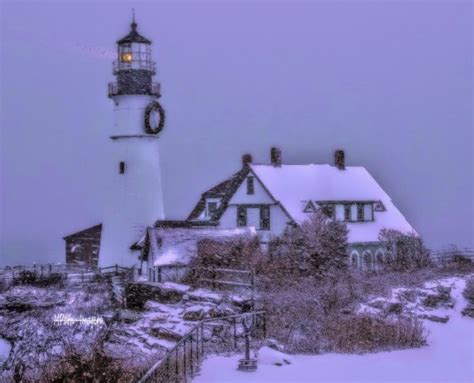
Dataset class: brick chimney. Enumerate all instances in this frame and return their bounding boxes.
[335,150,345,170]
[271,147,282,167]
[242,153,252,167]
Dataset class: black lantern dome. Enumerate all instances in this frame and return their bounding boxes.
[117,20,152,45]
[108,16,160,98]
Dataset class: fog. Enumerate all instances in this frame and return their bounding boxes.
[1,1,472,266]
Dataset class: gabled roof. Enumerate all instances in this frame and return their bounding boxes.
[249,164,416,243]
[187,167,249,221]
[63,224,102,241]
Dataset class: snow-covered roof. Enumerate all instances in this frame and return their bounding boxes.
[147,226,257,267]
[250,164,416,243]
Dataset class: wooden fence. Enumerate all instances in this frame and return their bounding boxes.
[431,249,474,265]
[0,263,136,289]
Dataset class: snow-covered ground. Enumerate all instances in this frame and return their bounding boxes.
[195,277,474,383]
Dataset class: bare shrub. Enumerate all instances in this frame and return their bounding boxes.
[379,229,431,272]
[183,237,262,285]
[266,210,348,279]
[258,273,364,353]
[324,314,427,353]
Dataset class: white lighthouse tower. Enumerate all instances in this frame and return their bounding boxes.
[99,16,165,267]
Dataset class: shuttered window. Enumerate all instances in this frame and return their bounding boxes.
[260,206,270,230]
[237,206,247,227]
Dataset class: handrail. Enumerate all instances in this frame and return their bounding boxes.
[137,310,266,383]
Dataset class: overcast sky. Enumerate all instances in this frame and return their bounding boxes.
[1,0,472,266]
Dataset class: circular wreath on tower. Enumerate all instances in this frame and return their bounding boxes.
[144,101,166,134]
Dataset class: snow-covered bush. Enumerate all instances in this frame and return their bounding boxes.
[378,229,431,272]
[258,273,364,353]
[14,271,65,287]
[324,314,426,353]
[184,237,263,285]
[266,210,349,279]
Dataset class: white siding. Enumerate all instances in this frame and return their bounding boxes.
[228,174,274,204]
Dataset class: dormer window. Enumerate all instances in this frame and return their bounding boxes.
[247,177,254,195]
[207,202,217,217]
[304,201,316,213]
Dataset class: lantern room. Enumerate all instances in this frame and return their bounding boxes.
[108,17,160,98]
[114,20,155,74]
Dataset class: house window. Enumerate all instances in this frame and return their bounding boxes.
[304,201,316,213]
[119,161,126,174]
[357,203,364,221]
[344,204,351,221]
[207,202,217,217]
[237,206,247,227]
[322,204,334,218]
[247,177,254,195]
[260,206,270,230]
[364,203,373,221]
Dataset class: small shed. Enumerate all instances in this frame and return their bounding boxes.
[63,224,102,267]
[138,225,257,283]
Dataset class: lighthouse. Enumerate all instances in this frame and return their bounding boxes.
[98,16,165,267]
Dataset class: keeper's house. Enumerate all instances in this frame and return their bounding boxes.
[147,147,416,270]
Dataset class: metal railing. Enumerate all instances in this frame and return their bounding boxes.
[108,82,160,98]
[138,311,266,383]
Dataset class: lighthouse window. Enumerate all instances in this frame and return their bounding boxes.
[121,53,133,62]
[119,162,126,174]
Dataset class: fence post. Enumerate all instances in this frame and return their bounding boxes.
[48,264,52,274]
[158,267,162,283]
[201,322,204,356]
[183,341,187,383]
[115,264,118,276]
[263,313,267,339]
[233,317,237,349]
[175,347,179,383]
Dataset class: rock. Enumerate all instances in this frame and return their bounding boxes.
[183,307,204,321]
[150,327,183,341]
[397,289,417,303]
[461,304,474,318]
[367,299,386,310]
[263,338,285,352]
[210,303,236,318]
[419,314,449,323]
[386,302,403,314]
[422,286,452,308]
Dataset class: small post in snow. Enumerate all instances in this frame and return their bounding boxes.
[238,313,257,372]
